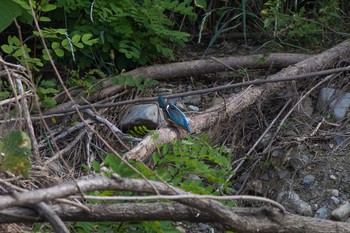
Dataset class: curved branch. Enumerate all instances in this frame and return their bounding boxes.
[2,203,350,233]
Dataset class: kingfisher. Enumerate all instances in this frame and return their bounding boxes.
[157,96,191,133]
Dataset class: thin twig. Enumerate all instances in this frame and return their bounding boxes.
[15,77,40,158]
[30,66,350,117]
[263,72,340,154]
[44,130,87,165]
[69,194,285,213]
[0,91,33,107]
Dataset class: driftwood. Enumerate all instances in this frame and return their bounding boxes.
[0,176,350,233]
[2,204,350,233]
[46,53,311,114]
[125,40,350,161]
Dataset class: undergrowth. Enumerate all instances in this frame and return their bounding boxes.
[70,134,235,233]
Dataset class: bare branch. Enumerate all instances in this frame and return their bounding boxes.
[2,203,350,233]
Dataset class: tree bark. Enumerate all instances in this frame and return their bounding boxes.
[125,39,350,161]
[1,187,350,232]
[45,53,311,114]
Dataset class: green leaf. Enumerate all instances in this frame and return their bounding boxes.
[42,96,57,108]
[0,0,32,33]
[41,4,57,12]
[81,34,92,44]
[92,160,100,172]
[194,0,207,10]
[135,76,144,90]
[71,34,81,43]
[39,16,51,22]
[51,42,60,49]
[53,48,64,57]
[12,36,20,46]
[1,44,13,54]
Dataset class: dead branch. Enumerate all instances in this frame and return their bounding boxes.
[125,39,350,161]
[0,175,269,232]
[45,53,311,114]
[2,199,350,232]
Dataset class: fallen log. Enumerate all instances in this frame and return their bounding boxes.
[125,40,350,161]
[1,176,350,233]
[46,53,311,114]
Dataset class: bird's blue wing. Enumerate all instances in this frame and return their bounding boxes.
[167,104,191,133]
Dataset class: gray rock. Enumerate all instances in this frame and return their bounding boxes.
[332,189,340,197]
[279,170,290,180]
[300,154,311,164]
[331,196,340,205]
[316,87,350,121]
[120,104,159,131]
[188,105,199,112]
[261,173,270,181]
[271,149,283,157]
[330,175,337,180]
[314,207,329,219]
[331,201,350,221]
[341,175,350,183]
[303,175,315,188]
[277,191,312,216]
[334,135,347,145]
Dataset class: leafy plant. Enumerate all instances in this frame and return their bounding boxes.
[1,35,44,71]
[128,125,150,137]
[150,134,233,194]
[0,130,32,177]
[261,0,344,46]
[36,78,60,108]
[65,68,105,93]
[74,134,233,232]
[55,0,196,71]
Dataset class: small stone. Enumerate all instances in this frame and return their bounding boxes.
[303,175,315,188]
[332,189,339,197]
[261,173,270,181]
[314,207,329,219]
[330,175,337,180]
[271,149,283,157]
[331,196,340,205]
[277,191,312,216]
[334,135,346,145]
[300,154,311,164]
[331,202,350,221]
[316,87,350,121]
[279,170,289,180]
[341,175,350,183]
[188,105,199,112]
